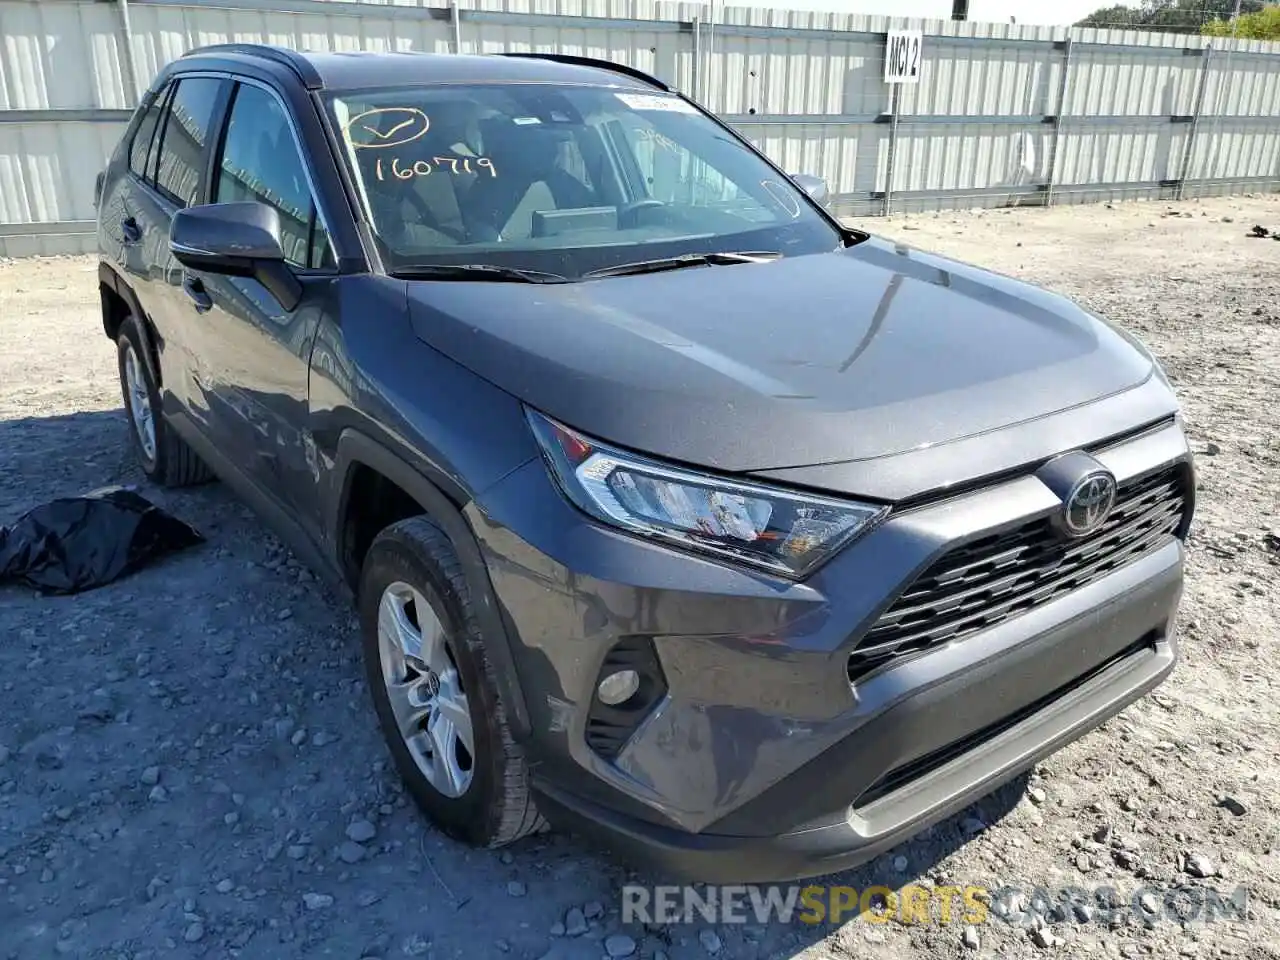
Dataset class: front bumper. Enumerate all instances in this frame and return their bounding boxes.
[468,418,1190,882]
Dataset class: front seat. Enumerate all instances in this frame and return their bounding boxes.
[464,123,595,241]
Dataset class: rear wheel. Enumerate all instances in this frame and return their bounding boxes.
[359,516,544,847]
[115,314,212,487]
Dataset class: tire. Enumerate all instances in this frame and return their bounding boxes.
[359,516,545,847]
[115,314,213,488]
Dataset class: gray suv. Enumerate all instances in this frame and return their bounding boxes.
[95,44,1193,881]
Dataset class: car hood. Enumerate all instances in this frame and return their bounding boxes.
[405,236,1154,474]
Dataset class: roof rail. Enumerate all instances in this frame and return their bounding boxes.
[182,44,324,90]
[495,52,669,92]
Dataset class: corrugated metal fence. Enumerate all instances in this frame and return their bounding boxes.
[2,0,1280,256]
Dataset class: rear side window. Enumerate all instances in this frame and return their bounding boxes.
[213,82,333,270]
[128,84,171,180]
[152,77,223,207]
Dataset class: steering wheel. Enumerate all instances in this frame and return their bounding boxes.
[617,199,665,229]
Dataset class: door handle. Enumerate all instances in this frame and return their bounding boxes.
[120,216,142,245]
[182,275,213,314]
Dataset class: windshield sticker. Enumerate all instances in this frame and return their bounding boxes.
[344,107,431,149]
[615,93,698,114]
[512,116,542,125]
[374,155,497,181]
[760,180,802,218]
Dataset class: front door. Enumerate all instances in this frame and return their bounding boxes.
[179,79,337,541]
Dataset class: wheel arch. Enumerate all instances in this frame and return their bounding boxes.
[330,427,532,740]
[99,263,162,386]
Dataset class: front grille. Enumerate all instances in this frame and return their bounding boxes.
[848,463,1189,681]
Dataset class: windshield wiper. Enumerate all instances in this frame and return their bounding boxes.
[584,251,782,280]
[390,264,570,284]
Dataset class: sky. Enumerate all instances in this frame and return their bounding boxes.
[739,0,1118,26]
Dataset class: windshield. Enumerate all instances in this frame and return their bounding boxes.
[326,83,845,278]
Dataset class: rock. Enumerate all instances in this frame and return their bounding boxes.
[1218,796,1247,817]
[183,922,205,943]
[1183,851,1217,878]
[1120,796,1140,812]
[357,890,381,908]
[564,907,588,936]
[1073,903,1094,924]
[1093,824,1111,842]
[140,766,161,786]
[1204,441,1221,456]
[346,820,377,843]
[962,925,980,949]
[223,812,240,826]
[303,892,333,910]
[215,879,234,894]
[286,844,308,860]
[584,900,604,919]
[338,841,366,864]
[1139,893,1159,913]
[148,786,168,803]
[311,731,334,747]
[290,729,307,746]
[604,933,637,958]
[699,929,723,954]
[892,855,909,872]
[1029,787,1047,805]
[506,881,526,898]
[961,816,986,835]
[1029,924,1060,948]
[549,921,565,937]
[1076,853,1091,872]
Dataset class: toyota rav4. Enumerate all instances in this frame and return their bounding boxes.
[95,44,1193,881]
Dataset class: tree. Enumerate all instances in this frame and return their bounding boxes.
[1203,5,1280,40]
[1076,0,1266,33]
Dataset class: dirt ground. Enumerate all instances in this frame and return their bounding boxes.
[1,194,1278,960]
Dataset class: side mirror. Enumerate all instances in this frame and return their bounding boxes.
[790,173,829,205]
[170,202,301,310]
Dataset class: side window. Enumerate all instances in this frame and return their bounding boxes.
[128,83,171,181]
[214,83,334,270]
[153,77,223,207]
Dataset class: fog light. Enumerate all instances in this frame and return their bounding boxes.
[596,669,640,706]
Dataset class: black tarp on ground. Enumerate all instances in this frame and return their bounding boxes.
[0,486,203,595]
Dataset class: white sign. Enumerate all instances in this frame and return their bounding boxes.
[884,29,923,84]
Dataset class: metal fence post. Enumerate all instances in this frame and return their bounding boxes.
[451,0,463,55]
[1045,35,1073,207]
[1178,44,1213,201]
[882,82,901,216]
[691,16,701,102]
[117,0,142,105]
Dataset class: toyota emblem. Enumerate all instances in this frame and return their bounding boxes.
[1062,471,1117,537]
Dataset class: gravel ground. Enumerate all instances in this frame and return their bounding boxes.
[1,194,1279,960]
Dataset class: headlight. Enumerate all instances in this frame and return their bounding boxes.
[527,410,888,578]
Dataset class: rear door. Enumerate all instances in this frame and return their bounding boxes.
[182,78,337,540]
[117,75,230,419]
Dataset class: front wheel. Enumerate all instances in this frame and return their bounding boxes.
[359,516,544,847]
